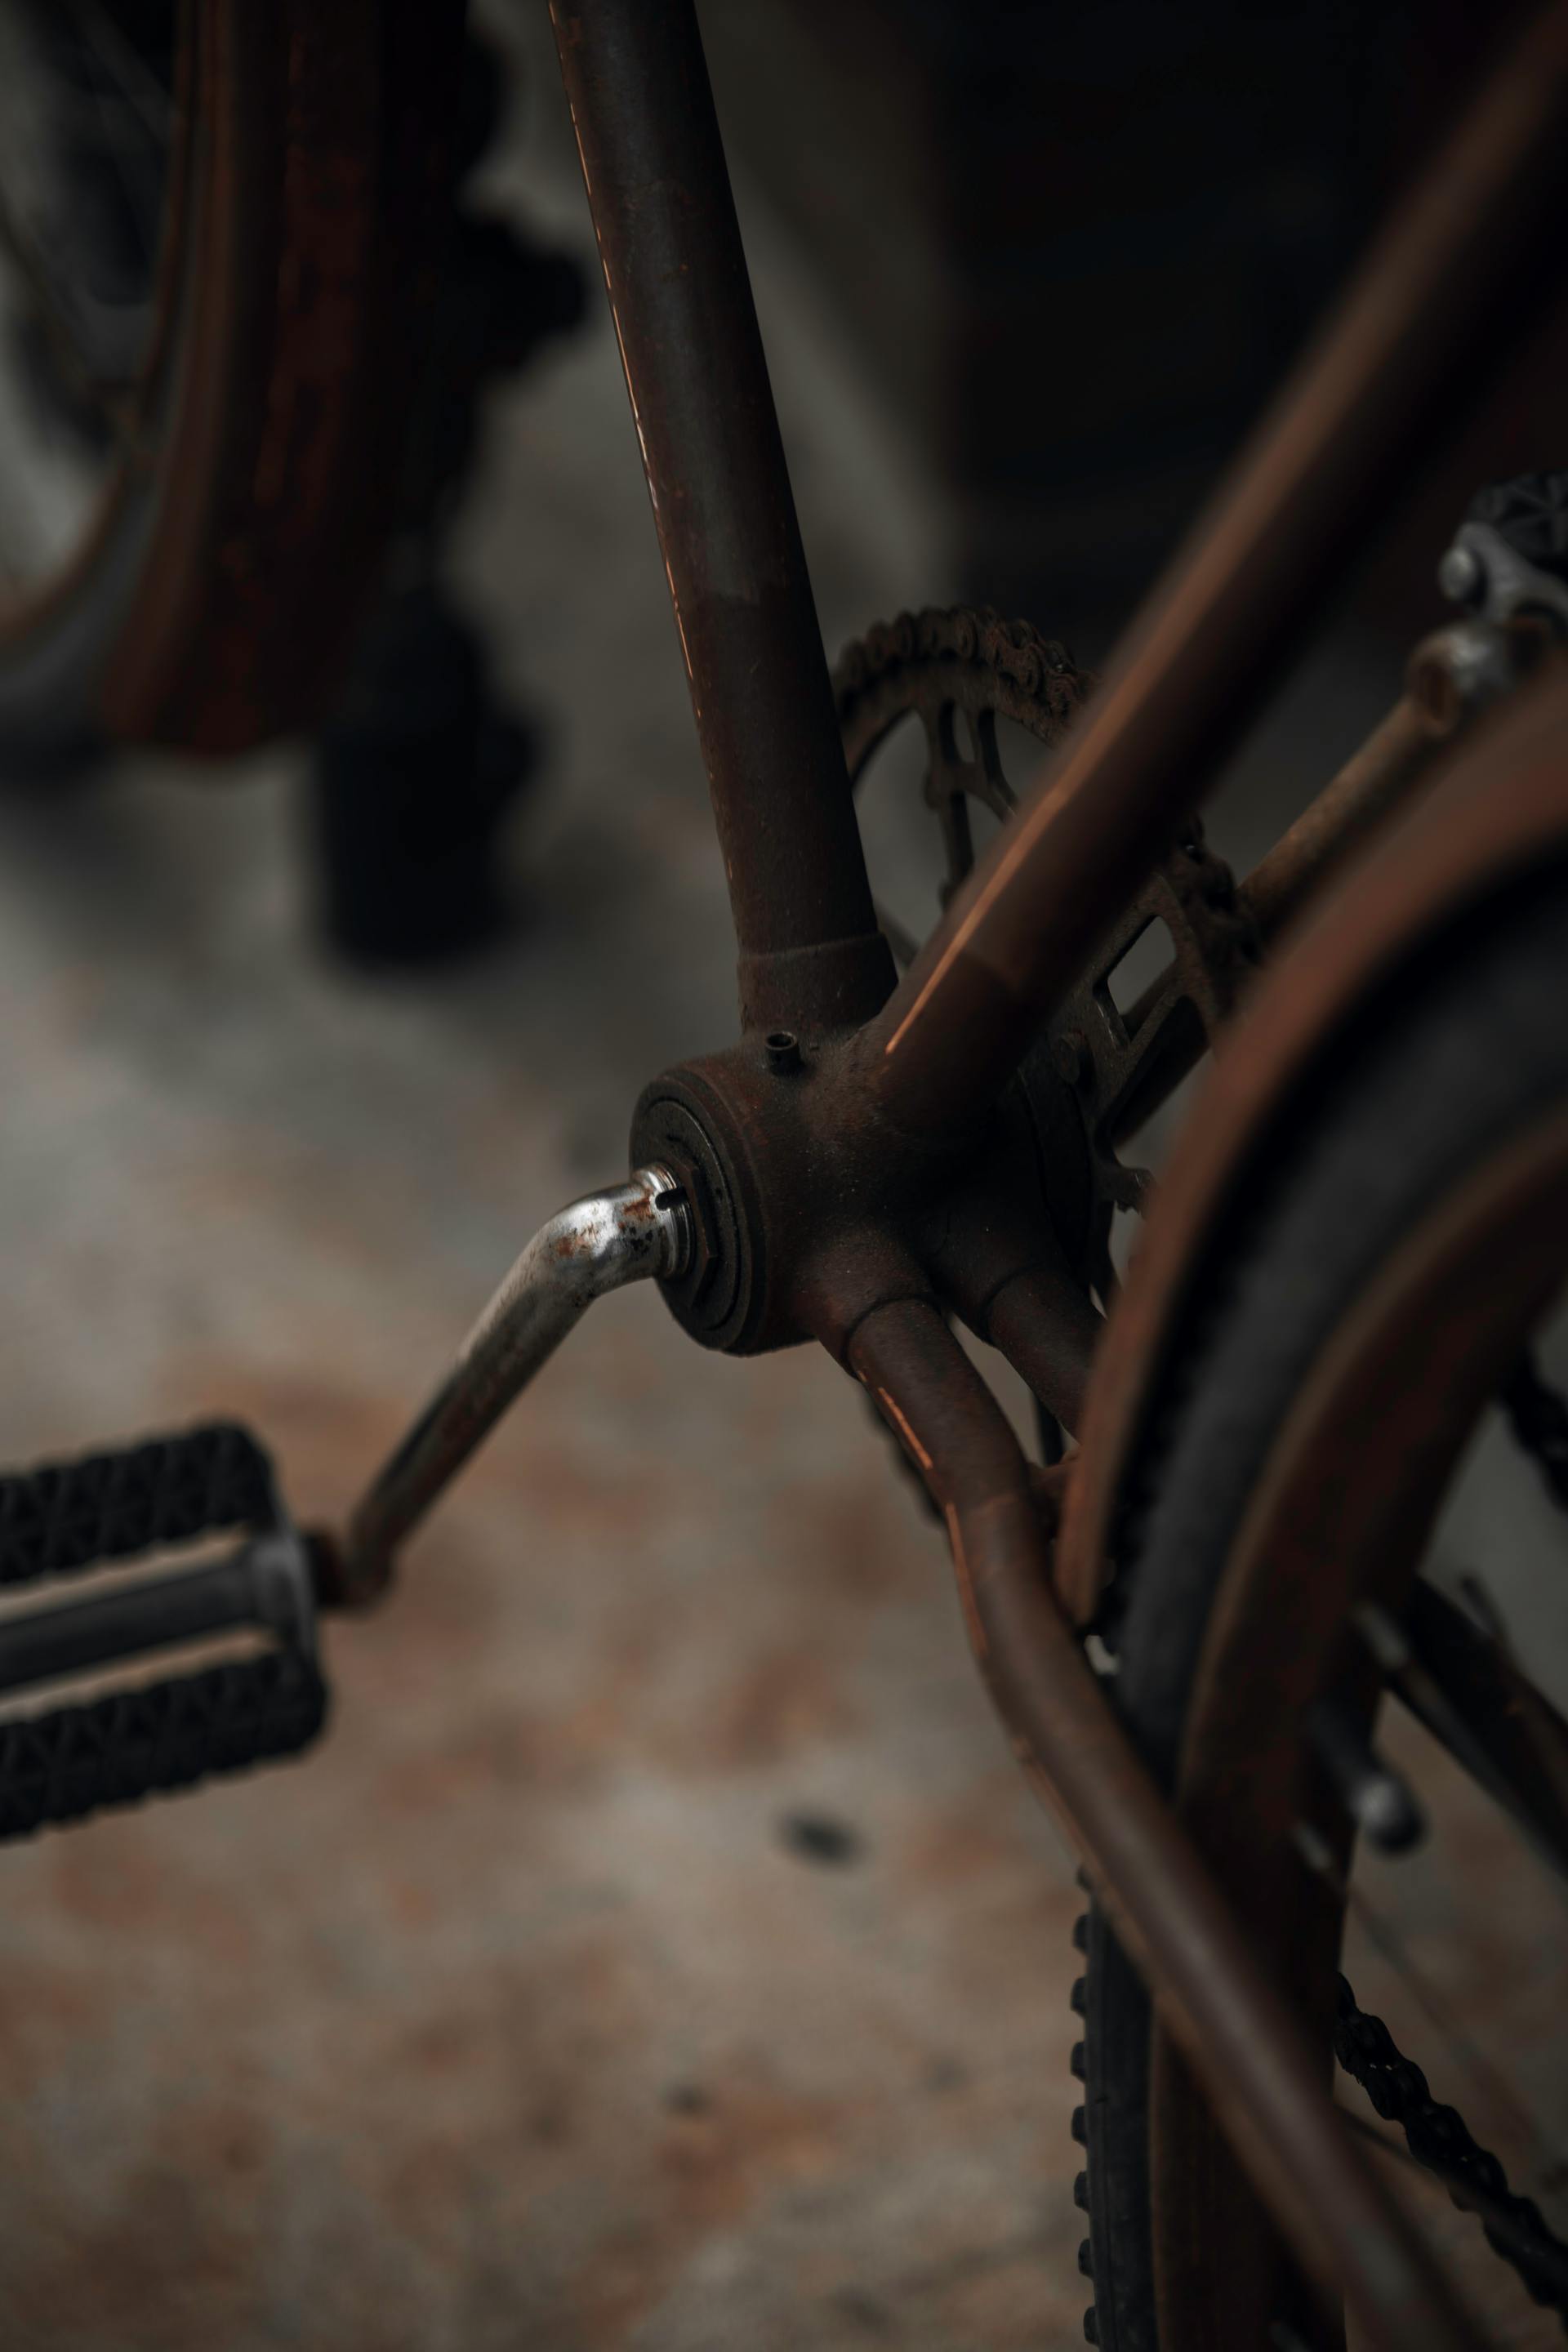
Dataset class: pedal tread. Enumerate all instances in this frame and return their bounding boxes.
[0,1650,327,1841]
[0,1424,274,1587]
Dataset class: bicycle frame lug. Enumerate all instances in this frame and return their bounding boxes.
[630,1030,1096,1389]
[630,1030,980,1356]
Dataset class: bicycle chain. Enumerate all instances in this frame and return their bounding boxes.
[1334,1975,1568,2324]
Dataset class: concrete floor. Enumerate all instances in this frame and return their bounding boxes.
[0,14,1565,2350]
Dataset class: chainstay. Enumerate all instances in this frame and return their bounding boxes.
[1334,1974,1568,2325]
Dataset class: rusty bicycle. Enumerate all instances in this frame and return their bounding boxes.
[6,4,1568,2346]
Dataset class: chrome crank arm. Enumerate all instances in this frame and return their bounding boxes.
[335,1166,690,1600]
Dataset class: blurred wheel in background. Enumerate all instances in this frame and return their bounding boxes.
[0,0,465,771]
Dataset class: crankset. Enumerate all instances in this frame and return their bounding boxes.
[835,604,1259,1291]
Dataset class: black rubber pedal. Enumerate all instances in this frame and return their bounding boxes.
[0,1422,274,1587]
[0,1650,328,1842]
[0,1424,328,1842]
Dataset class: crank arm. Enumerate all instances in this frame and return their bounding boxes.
[327,1165,691,1602]
[0,1171,688,1840]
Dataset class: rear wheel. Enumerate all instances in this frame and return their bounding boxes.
[1079,866,1568,2348]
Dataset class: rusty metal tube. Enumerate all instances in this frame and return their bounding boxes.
[981,1265,1100,1436]
[549,0,891,1033]
[1241,691,1454,942]
[338,1169,690,1601]
[845,1295,1483,2352]
[919,1184,1102,1436]
[858,5,1568,1134]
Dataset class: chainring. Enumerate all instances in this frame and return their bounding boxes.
[834,605,1258,1288]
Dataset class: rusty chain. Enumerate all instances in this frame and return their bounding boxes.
[1334,1975,1568,2326]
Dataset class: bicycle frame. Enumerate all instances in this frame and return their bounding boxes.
[374,6,1568,2344]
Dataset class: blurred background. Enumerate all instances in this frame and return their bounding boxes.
[0,2,1564,2345]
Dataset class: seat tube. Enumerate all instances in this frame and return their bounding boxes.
[549,0,891,1033]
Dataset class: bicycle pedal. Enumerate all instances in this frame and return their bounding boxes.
[0,1423,328,1842]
